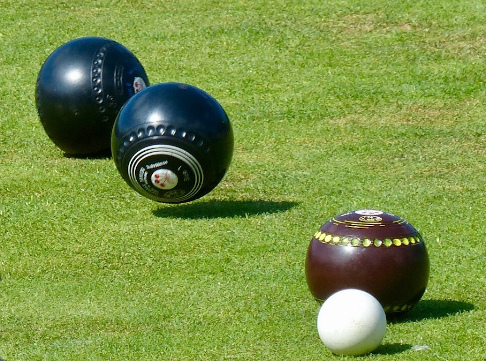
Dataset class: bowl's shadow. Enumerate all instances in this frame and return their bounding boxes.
[152,200,299,219]
[63,149,112,159]
[371,300,474,355]
[390,299,475,323]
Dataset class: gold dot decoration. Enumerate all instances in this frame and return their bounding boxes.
[314,231,423,248]
[383,303,414,314]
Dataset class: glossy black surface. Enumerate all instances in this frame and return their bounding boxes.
[36,37,149,155]
[112,82,234,203]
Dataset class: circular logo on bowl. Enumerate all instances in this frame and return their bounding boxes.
[151,169,178,190]
[355,210,383,216]
[359,215,383,222]
[133,77,147,93]
[127,144,204,203]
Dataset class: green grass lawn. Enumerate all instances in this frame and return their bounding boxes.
[1,0,485,360]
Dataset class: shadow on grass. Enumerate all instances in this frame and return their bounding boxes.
[372,343,412,355]
[63,149,112,159]
[389,299,475,323]
[152,200,299,219]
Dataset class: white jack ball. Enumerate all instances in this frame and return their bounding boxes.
[317,289,387,356]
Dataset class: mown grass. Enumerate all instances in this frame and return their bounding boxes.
[0,0,485,360]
